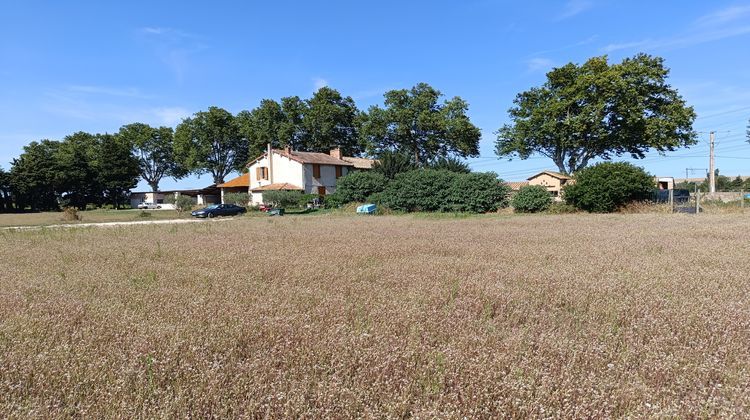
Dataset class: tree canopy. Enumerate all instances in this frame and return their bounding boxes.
[238,87,363,159]
[174,106,248,184]
[118,123,182,192]
[496,54,697,174]
[303,87,363,156]
[361,83,481,164]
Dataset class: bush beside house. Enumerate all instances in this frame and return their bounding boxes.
[223,192,250,207]
[334,171,388,203]
[375,169,509,213]
[262,190,303,209]
[564,162,654,213]
[512,185,552,213]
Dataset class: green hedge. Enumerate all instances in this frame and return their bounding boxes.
[335,171,388,203]
[379,169,509,213]
[564,162,654,213]
[512,185,552,213]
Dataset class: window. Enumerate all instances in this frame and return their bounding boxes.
[312,164,321,178]
[156,199,164,204]
[256,166,269,180]
[335,166,342,178]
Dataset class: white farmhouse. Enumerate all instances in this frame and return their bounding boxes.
[217,145,376,205]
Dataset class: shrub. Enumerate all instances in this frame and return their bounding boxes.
[324,191,346,208]
[223,192,250,207]
[512,185,552,213]
[262,190,303,209]
[428,156,471,174]
[298,194,320,207]
[379,169,509,213]
[335,171,388,203]
[61,207,81,221]
[372,151,417,179]
[448,172,510,212]
[166,194,195,213]
[380,169,455,212]
[546,202,578,214]
[564,162,654,213]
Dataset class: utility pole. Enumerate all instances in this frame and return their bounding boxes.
[709,131,716,194]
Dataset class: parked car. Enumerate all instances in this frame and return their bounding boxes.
[137,202,162,209]
[191,204,246,218]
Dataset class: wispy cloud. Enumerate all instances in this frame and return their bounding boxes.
[524,35,598,58]
[695,5,750,27]
[41,89,190,127]
[526,58,555,72]
[152,107,190,125]
[313,77,328,91]
[66,85,152,98]
[603,5,750,53]
[138,26,207,83]
[556,0,593,20]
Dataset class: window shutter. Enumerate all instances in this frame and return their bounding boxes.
[255,167,260,180]
[335,166,342,178]
[313,164,321,178]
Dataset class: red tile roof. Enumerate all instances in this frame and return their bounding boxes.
[247,149,356,167]
[250,183,304,192]
[217,173,249,188]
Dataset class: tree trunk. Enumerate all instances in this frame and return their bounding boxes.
[149,181,159,192]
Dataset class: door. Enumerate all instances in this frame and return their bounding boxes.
[317,186,326,196]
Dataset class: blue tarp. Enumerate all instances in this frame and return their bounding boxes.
[356,204,377,214]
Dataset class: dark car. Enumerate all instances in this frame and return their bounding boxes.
[191,204,246,218]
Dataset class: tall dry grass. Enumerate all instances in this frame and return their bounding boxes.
[1,214,750,417]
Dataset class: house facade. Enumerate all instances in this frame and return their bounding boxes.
[527,171,573,199]
[217,146,375,205]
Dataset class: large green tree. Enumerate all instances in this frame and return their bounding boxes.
[303,87,363,156]
[55,132,100,209]
[361,83,481,164]
[174,106,248,184]
[0,167,13,212]
[118,123,181,191]
[9,140,60,211]
[237,99,287,159]
[94,133,140,208]
[496,54,697,174]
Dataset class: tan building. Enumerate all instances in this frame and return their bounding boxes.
[527,171,573,199]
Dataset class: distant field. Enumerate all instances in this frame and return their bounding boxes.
[1,214,749,417]
[0,209,189,227]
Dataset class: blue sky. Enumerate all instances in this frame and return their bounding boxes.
[1,0,749,189]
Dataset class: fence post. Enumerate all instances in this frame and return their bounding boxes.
[696,190,700,214]
[669,189,674,213]
[742,190,745,211]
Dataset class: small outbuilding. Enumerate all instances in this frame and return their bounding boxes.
[527,171,573,199]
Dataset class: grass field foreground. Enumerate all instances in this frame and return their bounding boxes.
[1,214,749,417]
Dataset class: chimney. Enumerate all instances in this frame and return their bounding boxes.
[329,147,342,159]
[284,145,291,154]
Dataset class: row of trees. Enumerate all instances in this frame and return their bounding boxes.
[5,134,138,211]
[3,52,718,212]
[2,83,482,212]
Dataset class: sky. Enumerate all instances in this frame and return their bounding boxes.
[1,0,749,190]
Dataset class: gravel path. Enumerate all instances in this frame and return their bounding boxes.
[2,217,232,230]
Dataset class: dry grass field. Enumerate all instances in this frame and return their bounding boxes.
[1,213,750,417]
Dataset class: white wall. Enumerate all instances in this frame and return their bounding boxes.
[302,164,351,194]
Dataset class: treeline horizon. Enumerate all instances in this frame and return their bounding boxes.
[0,82,483,212]
[0,53,718,213]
